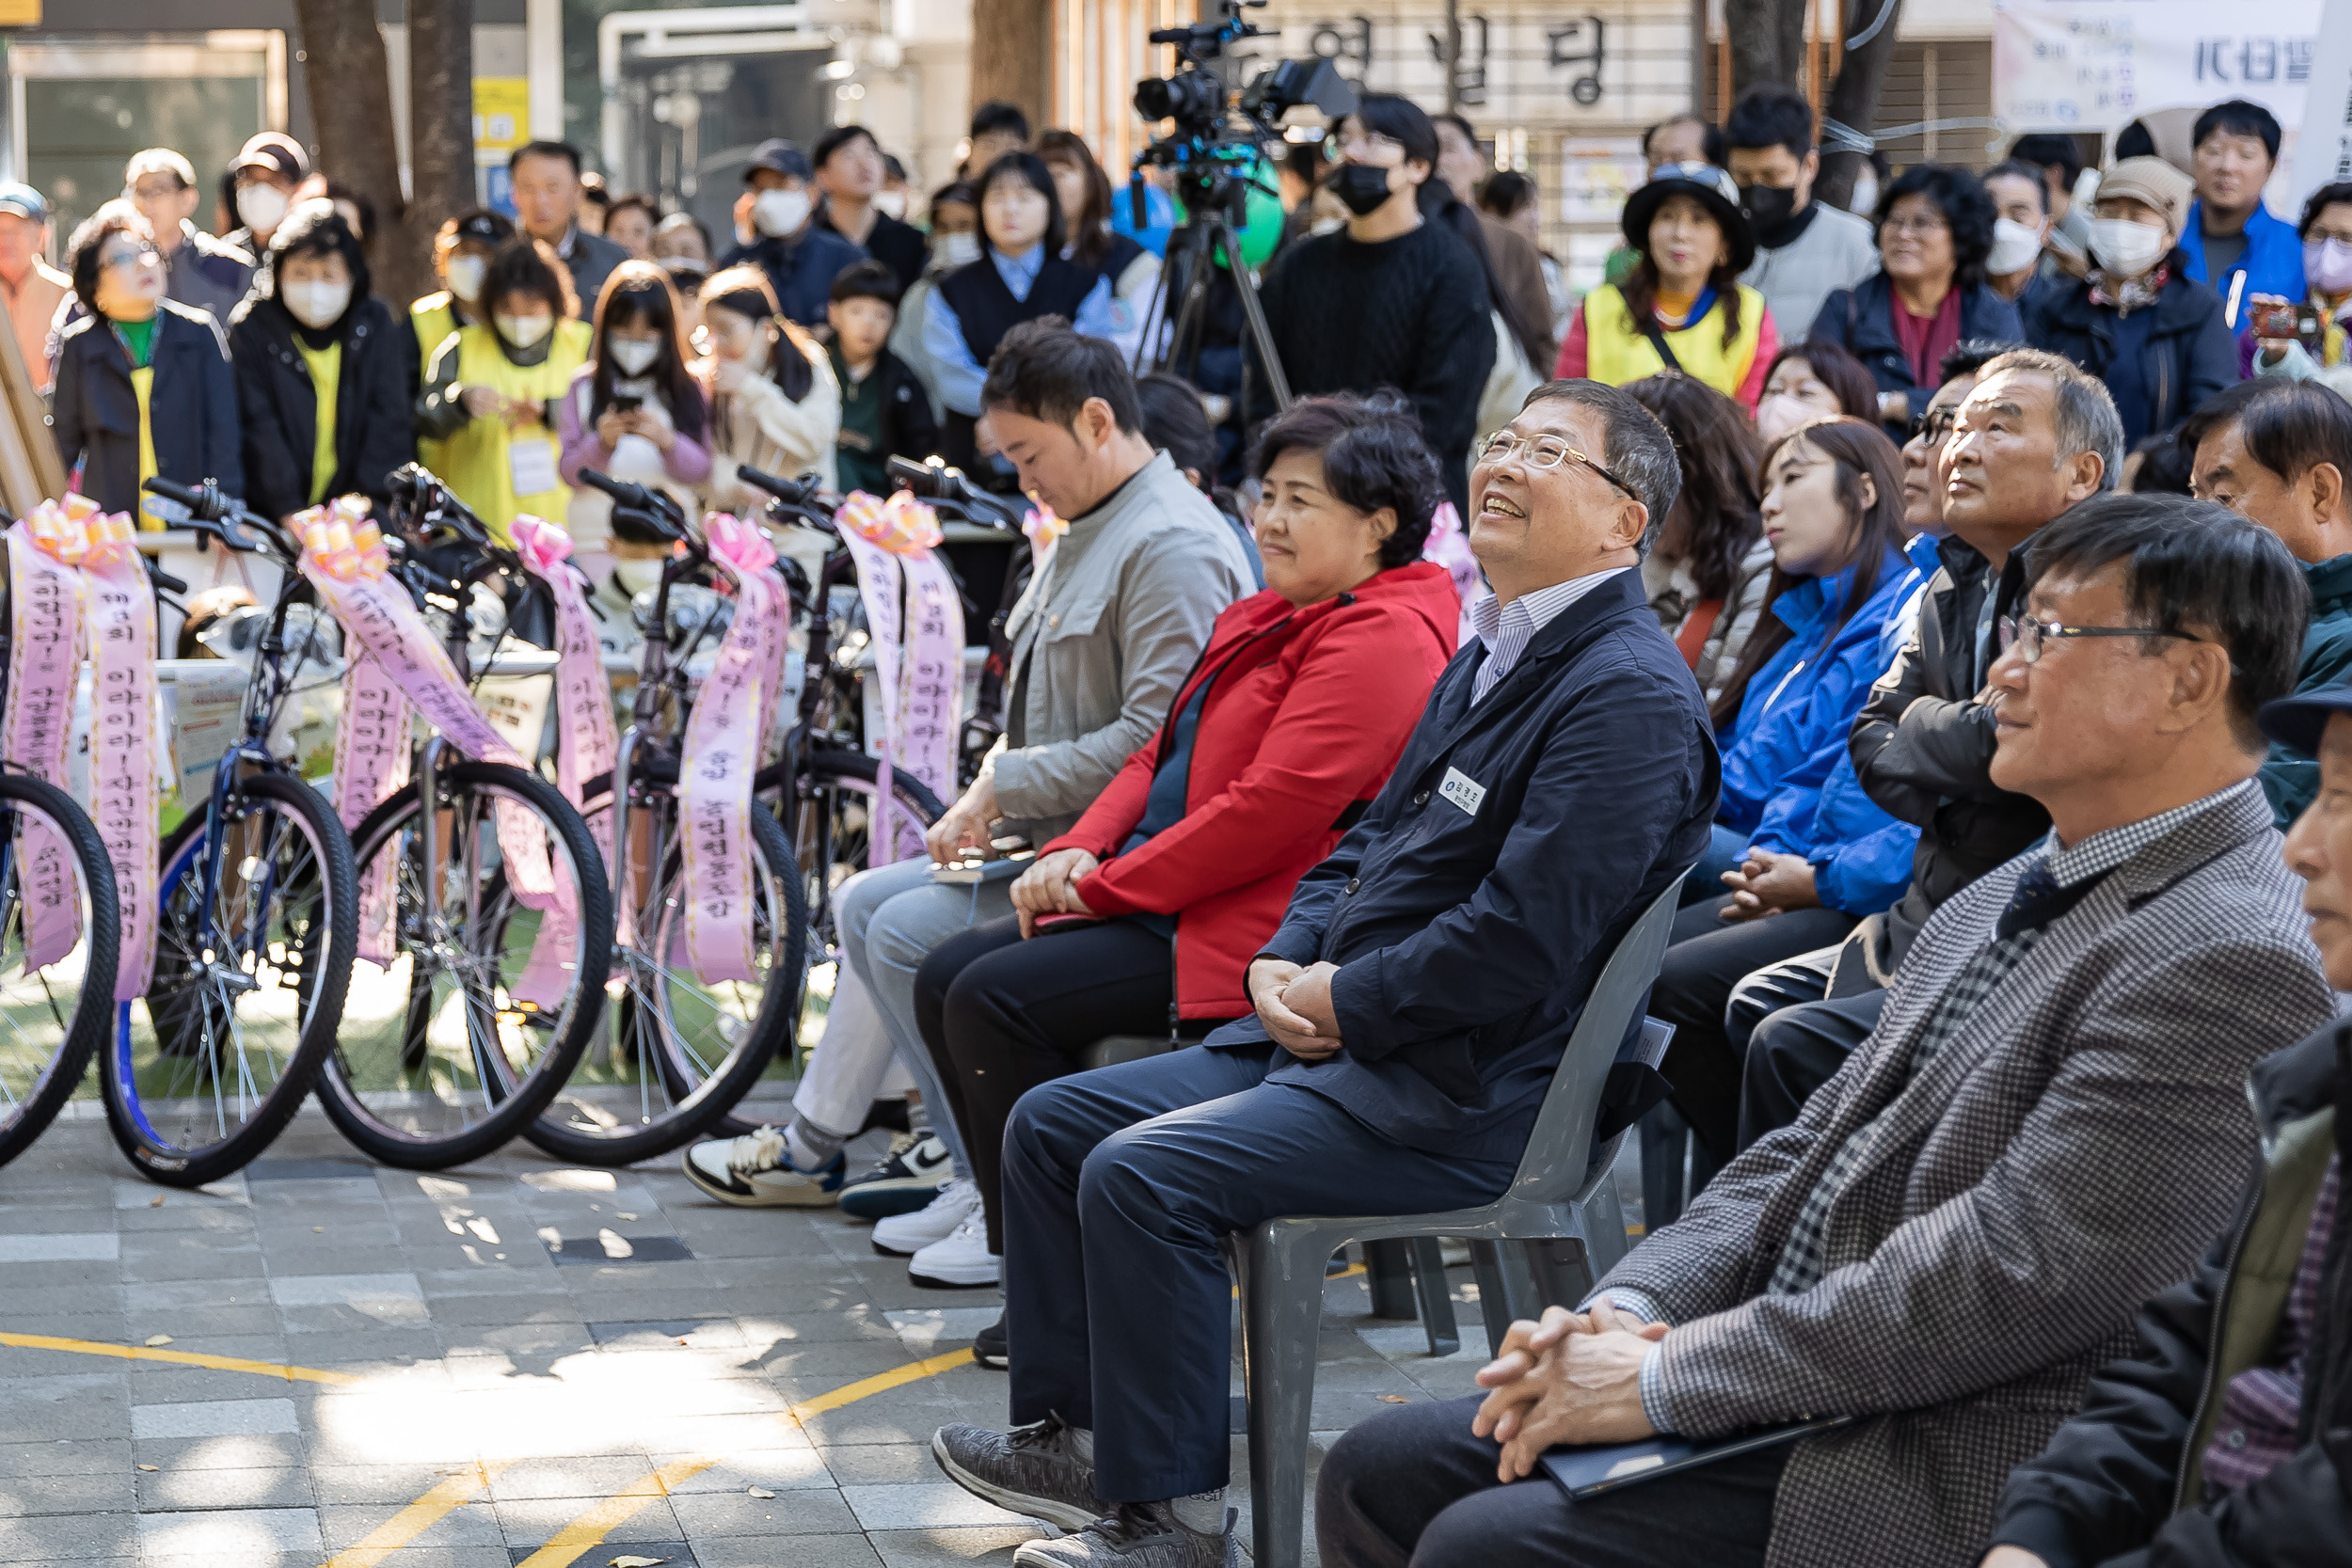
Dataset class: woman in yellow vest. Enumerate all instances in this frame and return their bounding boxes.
[51,200,241,526]
[408,208,515,472]
[413,236,591,540]
[1556,162,1775,410]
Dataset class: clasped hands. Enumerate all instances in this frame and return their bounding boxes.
[1469,1300,1665,1482]
[1010,847,1100,939]
[457,385,545,430]
[1245,957,1346,1060]
[1716,847,1820,923]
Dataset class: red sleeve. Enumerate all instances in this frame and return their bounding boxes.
[1735,300,1778,412]
[1072,606,1452,919]
[1040,739,1157,861]
[1554,302,1589,380]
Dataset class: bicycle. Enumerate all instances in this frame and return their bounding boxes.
[304,472,615,1170]
[121,479,358,1186]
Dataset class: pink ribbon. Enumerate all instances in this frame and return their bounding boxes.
[80,522,158,999]
[3,507,93,972]
[834,492,963,866]
[511,515,619,868]
[298,500,579,1007]
[1422,500,1481,646]
[677,514,789,985]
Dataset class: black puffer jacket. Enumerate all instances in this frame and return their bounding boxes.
[1987,1021,2352,1568]
[229,292,415,520]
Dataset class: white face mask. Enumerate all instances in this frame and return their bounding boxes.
[1310,216,1345,237]
[607,335,660,375]
[496,311,555,349]
[1985,216,2046,277]
[281,279,351,330]
[445,254,487,303]
[872,190,908,221]
[1755,393,1820,448]
[937,231,982,268]
[752,188,811,237]
[236,183,289,234]
[2089,217,2169,278]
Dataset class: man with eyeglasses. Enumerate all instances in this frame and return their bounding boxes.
[1321,493,2332,1568]
[122,149,252,326]
[929,378,1716,1568]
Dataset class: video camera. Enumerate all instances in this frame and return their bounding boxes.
[1132,0,1357,157]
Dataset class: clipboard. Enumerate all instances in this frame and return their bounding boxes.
[1538,1415,1854,1499]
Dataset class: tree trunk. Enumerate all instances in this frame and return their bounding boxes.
[1726,0,1806,101]
[1818,0,1904,211]
[406,0,477,303]
[970,0,1052,145]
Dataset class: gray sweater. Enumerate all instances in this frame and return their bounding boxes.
[1740,202,1879,347]
[991,450,1256,844]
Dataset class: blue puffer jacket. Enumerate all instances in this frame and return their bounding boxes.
[1716,544,1915,836]
[1753,751,1920,916]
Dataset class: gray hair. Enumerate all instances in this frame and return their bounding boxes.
[1976,347,2126,494]
[1518,378,1683,555]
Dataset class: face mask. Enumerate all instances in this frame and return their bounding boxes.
[2307,237,2352,295]
[1310,216,1345,237]
[1755,393,1819,448]
[1985,216,2045,277]
[607,335,661,375]
[2089,217,2169,278]
[236,183,289,234]
[281,279,351,330]
[445,254,487,303]
[1327,162,1398,218]
[496,312,555,349]
[872,190,908,221]
[937,230,982,268]
[1739,184,1800,246]
[753,188,811,237]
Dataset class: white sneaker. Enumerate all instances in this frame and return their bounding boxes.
[909,1205,1001,1289]
[872,1176,980,1257]
[679,1126,845,1208]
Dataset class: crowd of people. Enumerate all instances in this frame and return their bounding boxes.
[4,81,2350,1568]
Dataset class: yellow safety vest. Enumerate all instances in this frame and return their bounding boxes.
[1579,282,1768,404]
[437,319,590,541]
[295,340,342,505]
[410,293,462,476]
[130,366,162,531]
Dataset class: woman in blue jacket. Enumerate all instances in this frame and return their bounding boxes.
[1654,415,1919,1161]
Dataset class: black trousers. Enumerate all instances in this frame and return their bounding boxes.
[1650,897,1856,1164]
[1739,988,1885,1148]
[914,914,1223,1255]
[1316,1395,1786,1568]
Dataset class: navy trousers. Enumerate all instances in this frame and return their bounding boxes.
[1001,1044,1518,1502]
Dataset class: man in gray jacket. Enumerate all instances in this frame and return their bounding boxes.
[1727,86,1879,344]
[682,324,1254,1283]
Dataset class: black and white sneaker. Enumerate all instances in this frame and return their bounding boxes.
[837,1132,956,1219]
[973,1312,1008,1370]
[932,1413,1100,1533]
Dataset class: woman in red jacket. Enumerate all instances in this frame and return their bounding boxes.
[908,391,1462,1293]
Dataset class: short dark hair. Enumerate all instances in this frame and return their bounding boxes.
[67,199,150,311]
[2182,378,2352,487]
[2114,120,2157,162]
[483,235,577,320]
[1518,378,1683,547]
[2008,134,2084,187]
[2194,99,2281,161]
[970,101,1030,141]
[1136,372,1217,486]
[975,151,1066,259]
[2024,493,2308,748]
[814,124,882,170]
[829,257,902,309]
[606,193,660,233]
[1641,113,1725,166]
[1724,85,1814,160]
[980,318,1143,436]
[1939,337,2018,384]
[1479,170,1537,219]
[2298,181,2352,236]
[1980,158,2051,214]
[2124,431,2196,495]
[263,198,371,310]
[1762,338,1880,421]
[1977,346,2127,494]
[1249,389,1447,568]
[1435,110,1478,147]
[508,139,583,177]
[1878,164,1997,287]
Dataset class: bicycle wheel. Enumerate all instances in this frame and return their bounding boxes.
[315,760,613,1169]
[529,781,805,1165]
[788,744,946,958]
[109,770,357,1186]
[0,774,119,1168]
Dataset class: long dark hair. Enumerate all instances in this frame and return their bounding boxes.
[1709,415,1905,726]
[1035,130,1116,270]
[1622,372,1762,603]
[1620,205,1745,353]
[976,151,1067,260]
[589,260,706,443]
[699,263,815,404]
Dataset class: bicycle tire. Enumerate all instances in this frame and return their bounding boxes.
[0,774,120,1169]
[314,760,614,1169]
[107,770,357,1187]
[528,789,803,1166]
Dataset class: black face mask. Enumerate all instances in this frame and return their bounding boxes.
[1740,183,1801,245]
[1327,163,1397,218]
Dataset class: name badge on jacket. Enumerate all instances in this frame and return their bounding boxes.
[1438,767,1486,817]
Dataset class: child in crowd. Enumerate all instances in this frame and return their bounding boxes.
[826,259,940,497]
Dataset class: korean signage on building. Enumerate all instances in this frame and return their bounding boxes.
[1993,0,2322,132]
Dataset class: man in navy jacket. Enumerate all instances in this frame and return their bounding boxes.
[929,379,1720,1568]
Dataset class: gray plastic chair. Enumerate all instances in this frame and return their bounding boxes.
[1230,875,1687,1568]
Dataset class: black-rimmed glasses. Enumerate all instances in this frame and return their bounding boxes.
[1997,615,2198,663]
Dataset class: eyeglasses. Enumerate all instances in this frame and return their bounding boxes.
[1910,406,1959,445]
[99,245,159,272]
[1881,213,1950,237]
[1331,131,1405,158]
[1471,431,1635,496]
[1997,615,2198,664]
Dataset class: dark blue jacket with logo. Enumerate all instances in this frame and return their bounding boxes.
[1207,570,1719,1160]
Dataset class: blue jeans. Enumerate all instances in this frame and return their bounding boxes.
[1679,821,1754,907]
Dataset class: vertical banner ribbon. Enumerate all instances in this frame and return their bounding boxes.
[80,516,158,999]
[834,491,962,866]
[3,500,96,972]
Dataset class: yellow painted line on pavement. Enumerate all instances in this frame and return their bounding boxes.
[787,1345,977,1422]
[0,1330,359,1385]
[321,1461,513,1568]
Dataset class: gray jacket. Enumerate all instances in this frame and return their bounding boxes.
[992,451,1255,844]
[1597,784,2335,1568]
[162,221,253,326]
[1740,202,1878,346]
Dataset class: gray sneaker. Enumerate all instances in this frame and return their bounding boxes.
[1011,1502,1237,1567]
[931,1414,1100,1532]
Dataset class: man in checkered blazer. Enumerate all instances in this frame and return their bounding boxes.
[1317,496,2339,1568]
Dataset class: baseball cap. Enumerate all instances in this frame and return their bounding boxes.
[743,139,813,183]
[0,182,48,224]
[454,211,514,245]
[2260,688,2352,758]
[233,132,310,184]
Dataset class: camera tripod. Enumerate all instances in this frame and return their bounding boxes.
[1134,165,1294,419]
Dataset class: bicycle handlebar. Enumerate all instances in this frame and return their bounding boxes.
[141,477,281,557]
[577,467,691,543]
[735,465,825,507]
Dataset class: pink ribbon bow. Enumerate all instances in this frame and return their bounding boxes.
[837,489,944,556]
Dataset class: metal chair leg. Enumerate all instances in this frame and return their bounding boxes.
[1242,1225,1327,1568]
[1404,1236,1459,1355]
